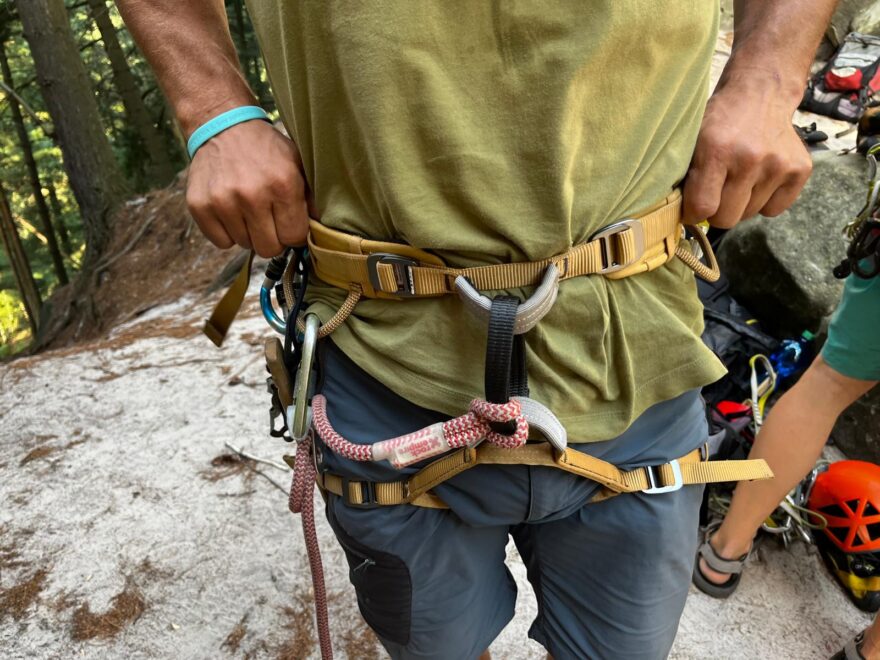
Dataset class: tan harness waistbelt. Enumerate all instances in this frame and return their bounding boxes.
[203,189,719,346]
[294,441,772,509]
[307,189,719,300]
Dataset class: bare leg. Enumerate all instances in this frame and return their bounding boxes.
[861,615,880,659]
[701,356,876,584]
[478,651,491,660]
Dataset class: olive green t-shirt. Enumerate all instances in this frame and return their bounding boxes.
[246,1,727,442]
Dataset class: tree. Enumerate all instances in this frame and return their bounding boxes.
[226,0,274,112]
[0,183,40,333]
[0,37,68,285]
[84,0,175,188]
[16,0,129,272]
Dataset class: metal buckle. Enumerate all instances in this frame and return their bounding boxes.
[588,218,646,274]
[643,459,683,495]
[366,253,418,296]
[342,477,379,509]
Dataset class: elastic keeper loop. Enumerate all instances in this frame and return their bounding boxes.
[187,106,270,159]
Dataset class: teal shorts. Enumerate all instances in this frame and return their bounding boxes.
[821,274,880,381]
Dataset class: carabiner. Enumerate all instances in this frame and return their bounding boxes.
[260,253,291,334]
[287,313,320,441]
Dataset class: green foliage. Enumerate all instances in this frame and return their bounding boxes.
[0,289,30,353]
[0,0,273,355]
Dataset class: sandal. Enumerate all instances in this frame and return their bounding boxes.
[830,629,866,660]
[692,521,751,599]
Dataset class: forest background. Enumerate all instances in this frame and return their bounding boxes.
[0,0,271,357]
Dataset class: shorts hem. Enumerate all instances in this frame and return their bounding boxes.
[821,347,880,382]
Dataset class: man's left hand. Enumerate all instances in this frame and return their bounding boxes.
[682,79,813,229]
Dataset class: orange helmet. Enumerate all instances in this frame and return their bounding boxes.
[808,460,880,553]
[807,460,880,612]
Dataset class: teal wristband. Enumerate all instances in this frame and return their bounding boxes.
[187,106,270,158]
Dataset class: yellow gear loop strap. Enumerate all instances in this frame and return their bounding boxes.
[290,442,773,509]
[203,251,255,347]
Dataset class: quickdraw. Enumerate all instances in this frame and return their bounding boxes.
[834,143,880,280]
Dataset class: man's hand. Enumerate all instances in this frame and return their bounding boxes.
[116,0,310,256]
[186,121,310,257]
[683,77,812,228]
[682,0,838,229]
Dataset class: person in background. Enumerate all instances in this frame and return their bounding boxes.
[693,271,880,659]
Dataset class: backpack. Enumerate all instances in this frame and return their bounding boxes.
[698,273,780,408]
[801,32,880,122]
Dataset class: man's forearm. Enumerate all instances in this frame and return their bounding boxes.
[723,0,839,107]
[116,0,254,135]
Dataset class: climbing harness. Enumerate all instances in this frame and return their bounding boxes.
[834,143,880,280]
[206,188,773,659]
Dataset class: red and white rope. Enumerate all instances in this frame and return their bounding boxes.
[290,393,529,659]
[288,434,333,659]
[311,394,529,461]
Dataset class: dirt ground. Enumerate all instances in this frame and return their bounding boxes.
[0,285,872,660]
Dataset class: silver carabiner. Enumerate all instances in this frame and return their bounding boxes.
[287,313,320,441]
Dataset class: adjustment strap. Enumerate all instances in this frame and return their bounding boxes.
[315,444,773,508]
[202,251,254,347]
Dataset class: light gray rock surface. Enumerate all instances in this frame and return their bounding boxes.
[0,283,871,660]
[834,389,880,463]
[854,2,880,38]
[830,1,880,44]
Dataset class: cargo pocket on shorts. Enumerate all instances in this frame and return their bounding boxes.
[328,506,413,645]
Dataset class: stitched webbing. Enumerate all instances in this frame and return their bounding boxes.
[307,190,695,299]
[318,443,772,507]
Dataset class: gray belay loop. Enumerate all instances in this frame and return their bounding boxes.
[457,264,564,438]
[455,263,560,334]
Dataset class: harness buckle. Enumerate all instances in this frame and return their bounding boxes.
[366,253,418,296]
[643,459,683,494]
[342,477,379,509]
[589,218,646,273]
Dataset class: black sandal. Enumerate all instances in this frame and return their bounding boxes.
[692,522,751,599]
[830,629,867,660]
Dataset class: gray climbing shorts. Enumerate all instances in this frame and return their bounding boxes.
[317,341,706,660]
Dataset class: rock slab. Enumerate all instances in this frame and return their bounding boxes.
[834,389,880,463]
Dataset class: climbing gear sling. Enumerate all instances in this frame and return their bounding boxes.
[835,143,880,280]
[206,187,772,660]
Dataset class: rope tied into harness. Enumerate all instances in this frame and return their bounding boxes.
[311,394,528,468]
[445,398,529,448]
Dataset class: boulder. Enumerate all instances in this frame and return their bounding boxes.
[829,0,880,44]
[833,389,880,463]
[853,2,880,38]
[717,152,860,337]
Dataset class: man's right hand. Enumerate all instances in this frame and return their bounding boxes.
[185,120,310,258]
